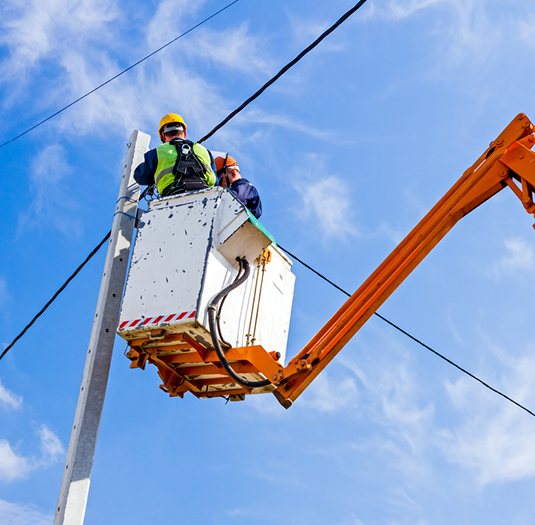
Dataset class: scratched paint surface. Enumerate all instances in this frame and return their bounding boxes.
[117,188,295,365]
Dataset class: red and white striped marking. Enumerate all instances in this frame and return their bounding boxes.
[118,310,196,330]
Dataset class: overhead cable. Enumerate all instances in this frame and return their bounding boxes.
[0,231,111,362]
[5,228,533,423]
[0,0,371,358]
[198,0,370,143]
[277,244,535,420]
[0,0,239,150]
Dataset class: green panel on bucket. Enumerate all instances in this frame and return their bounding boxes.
[247,209,277,246]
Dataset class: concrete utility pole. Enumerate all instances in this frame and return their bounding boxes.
[54,130,150,525]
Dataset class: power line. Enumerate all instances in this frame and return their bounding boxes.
[0,0,239,150]
[277,244,535,420]
[6,227,534,422]
[0,0,371,359]
[198,0,369,143]
[2,0,528,420]
[0,231,111,362]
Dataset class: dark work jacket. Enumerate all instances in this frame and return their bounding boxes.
[226,178,262,219]
[134,148,158,186]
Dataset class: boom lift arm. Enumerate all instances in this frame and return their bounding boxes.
[124,114,535,407]
[273,113,535,408]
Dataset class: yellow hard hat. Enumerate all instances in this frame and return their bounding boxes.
[159,113,187,141]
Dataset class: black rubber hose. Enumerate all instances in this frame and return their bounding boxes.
[216,259,244,348]
[208,257,271,388]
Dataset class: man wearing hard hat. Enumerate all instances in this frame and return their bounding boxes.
[134,113,216,196]
[213,153,262,219]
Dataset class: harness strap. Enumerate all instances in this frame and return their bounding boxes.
[172,139,205,176]
[162,139,210,196]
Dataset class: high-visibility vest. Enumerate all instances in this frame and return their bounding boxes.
[154,139,215,196]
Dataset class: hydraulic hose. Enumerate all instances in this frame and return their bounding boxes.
[207,257,271,388]
[216,260,245,348]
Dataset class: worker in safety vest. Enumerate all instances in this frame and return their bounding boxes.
[213,153,262,219]
[134,113,216,197]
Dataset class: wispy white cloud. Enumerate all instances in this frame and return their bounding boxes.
[385,486,425,514]
[0,380,22,411]
[0,425,64,482]
[0,279,12,311]
[517,14,535,47]
[182,25,274,77]
[247,372,358,414]
[48,24,258,143]
[0,0,294,151]
[144,0,205,49]
[286,12,344,53]
[300,371,359,412]
[334,335,438,489]
[290,154,359,241]
[0,440,32,482]
[384,0,445,19]
[0,0,223,141]
[338,324,535,492]
[223,504,293,522]
[441,353,535,486]
[0,499,51,525]
[0,0,296,159]
[18,143,81,237]
[491,237,535,279]
[238,108,331,140]
[300,176,360,241]
[0,0,119,94]
[37,424,65,464]
[375,221,407,245]
[343,352,434,446]
[370,0,503,72]
[145,5,272,94]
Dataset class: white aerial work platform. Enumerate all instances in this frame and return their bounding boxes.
[117,187,295,400]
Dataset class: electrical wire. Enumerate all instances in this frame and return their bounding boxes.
[277,244,535,419]
[198,0,369,143]
[5,0,520,419]
[0,231,111,362]
[0,0,239,150]
[5,225,534,421]
[122,0,365,217]
[0,0,372,360]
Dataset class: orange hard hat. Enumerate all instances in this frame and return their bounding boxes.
[214,154,239,173]
[159,113,187,141]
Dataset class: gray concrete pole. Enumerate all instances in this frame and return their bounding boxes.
[54,130,150,525]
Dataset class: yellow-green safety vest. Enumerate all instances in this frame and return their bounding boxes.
[154,140,215,195]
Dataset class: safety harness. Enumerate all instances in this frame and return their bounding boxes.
[161,139,209,197]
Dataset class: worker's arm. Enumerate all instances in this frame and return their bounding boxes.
[229,179,263,219]
[134,149,158,186]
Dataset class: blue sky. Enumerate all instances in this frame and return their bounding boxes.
[1,0,535,523]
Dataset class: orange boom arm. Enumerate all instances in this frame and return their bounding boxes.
[273,113,535,408]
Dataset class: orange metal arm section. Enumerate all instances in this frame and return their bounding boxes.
[274,113,535,409]
[125,330,283,400]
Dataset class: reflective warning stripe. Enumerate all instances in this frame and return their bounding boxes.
[118,311,196,331]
